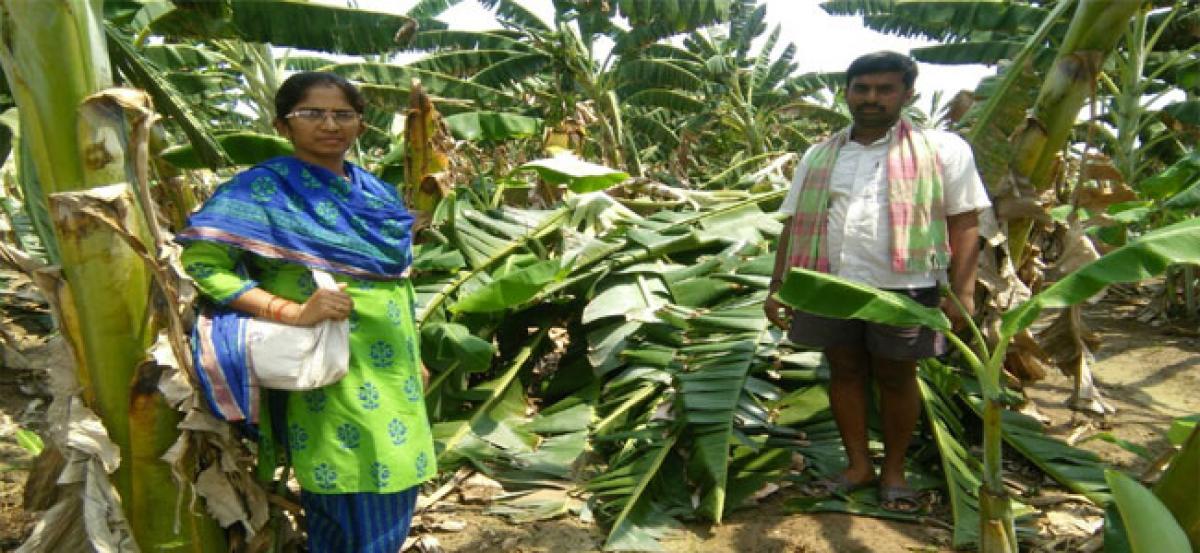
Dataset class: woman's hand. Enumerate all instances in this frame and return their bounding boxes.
[284,283,354,326]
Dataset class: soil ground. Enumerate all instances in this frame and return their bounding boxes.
[0,292,1196,552]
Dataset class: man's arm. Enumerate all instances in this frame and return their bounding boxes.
[765,216,793,330]
[943,210,980,329]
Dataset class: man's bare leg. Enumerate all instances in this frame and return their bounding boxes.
[825,346,875,485]
[873,356,920,489]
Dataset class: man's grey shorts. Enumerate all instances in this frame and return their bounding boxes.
[787,286,946,361]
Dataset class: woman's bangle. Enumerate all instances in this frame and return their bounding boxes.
[262,296,278,319]
[272,300,291,322]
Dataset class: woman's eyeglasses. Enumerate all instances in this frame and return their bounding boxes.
[286,108,361,124]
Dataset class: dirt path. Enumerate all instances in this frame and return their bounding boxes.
[0,294,1195,552]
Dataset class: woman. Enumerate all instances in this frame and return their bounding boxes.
[178,71,435,552]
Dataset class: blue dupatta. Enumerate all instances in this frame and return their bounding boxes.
[179,156,414,423]
[178,156,413,280]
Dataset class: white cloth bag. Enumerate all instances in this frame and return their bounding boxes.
[246,269,350,390]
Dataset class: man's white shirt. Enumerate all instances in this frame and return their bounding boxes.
[780,126,992,290]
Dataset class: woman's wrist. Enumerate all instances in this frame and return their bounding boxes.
[261,295,280,319]
[279,302,301,325]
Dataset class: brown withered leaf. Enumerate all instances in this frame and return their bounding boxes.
[1075,183,1136,211]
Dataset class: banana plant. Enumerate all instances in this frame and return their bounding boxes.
[0,1,225,549]
[776,217,1200,552]
[1100,1,1200,183]
[396,0,739,172]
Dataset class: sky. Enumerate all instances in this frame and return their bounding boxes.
[341,0,995,112]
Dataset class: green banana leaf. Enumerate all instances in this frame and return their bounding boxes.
[150,1,417,55]
[1167,415,1200,446]
[443,111,541,142]
[107,25,232,169]
[775,268,950,331]
[611,0,733,55]
[420,321,495,375]
[329,62,514,106]
[435,328,547,464]
[588,433,683,552]
[963,395,1110,504]
[583,274,669,325]
[139,43,229,69]
[450,259,562,313]
[159,131,292,169]
[1139,151,1200,201]
[14,428,43,456]
[1154,425,1200,550]
[518,155,631,194]
[1106,470,1192,553]
[1104,502,1133,553]
[1164,100,1200,127]
[920,367,983,548]
[678,339,757,523]
[821,1,1051,37]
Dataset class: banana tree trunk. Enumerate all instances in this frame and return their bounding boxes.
[1006,0,1141,261]
[0,1,224,550]
[944,327,1019,553]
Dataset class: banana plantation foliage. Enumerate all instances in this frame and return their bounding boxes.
[0,0,1198,552]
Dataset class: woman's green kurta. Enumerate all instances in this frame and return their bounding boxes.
[182,241,437,493]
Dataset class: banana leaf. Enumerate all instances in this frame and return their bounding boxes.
[963,394,1111,504]
[518,155,631,194]
[1167,415,1200,446]
[678,338,757,523]
[420,321,494,375]
[584,274,669,325]
[1139,151,1200,200]
[1164,100,1200,127]
[721,446,792,512]
[435,328,547,464]
[1154,425,1200,550]
[106,25,232,169]
[1002,217,1200,337]
[588,433,683,552]
[1106,470,1192,553]
[443,111,541,142]
[920,367,984,549]
[159,131,292,169]
[775,268,950,331]
[612,0,733,54]
[150,1,417,55]
[450,259,562,313]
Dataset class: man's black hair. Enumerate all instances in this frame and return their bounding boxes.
[274,71,366,120]
[845,51,918,90]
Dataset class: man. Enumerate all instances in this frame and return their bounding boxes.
[765,51,990,512]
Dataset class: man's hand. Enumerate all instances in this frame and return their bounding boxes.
[944,210,981,333]
[764,293,790,331]
[940,292,974,332]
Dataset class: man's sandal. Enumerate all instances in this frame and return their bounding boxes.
[878,485,925,513]
[800,474,876,498]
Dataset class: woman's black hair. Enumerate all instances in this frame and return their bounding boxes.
[845,51,918,90]
[274,71,366,120]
